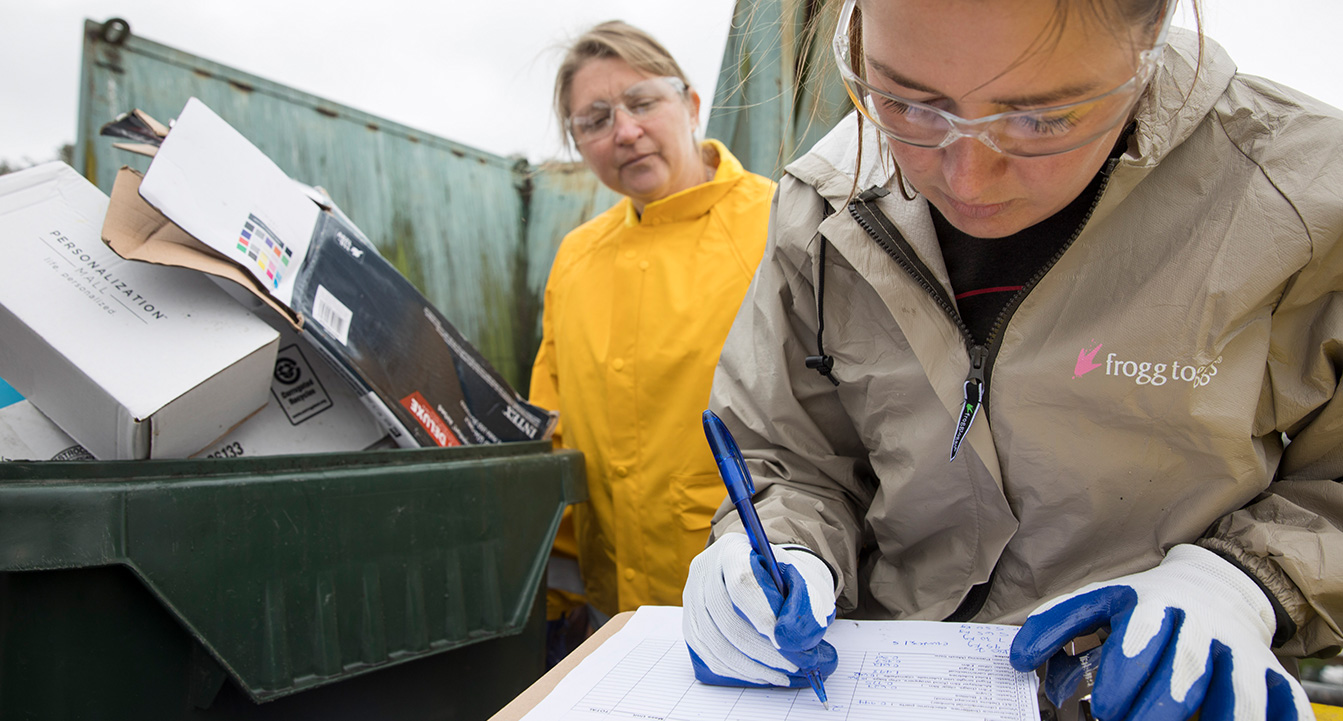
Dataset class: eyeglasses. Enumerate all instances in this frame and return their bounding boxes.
[832,0,1176,157]
[566,76,689,146]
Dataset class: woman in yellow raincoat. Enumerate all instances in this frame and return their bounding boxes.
[528,20,776,639]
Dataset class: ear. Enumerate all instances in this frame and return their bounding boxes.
[686,87,703,126]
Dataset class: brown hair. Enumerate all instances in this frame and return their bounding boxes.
[553,21,693,147]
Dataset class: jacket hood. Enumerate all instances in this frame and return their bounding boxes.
[787,28,1238,209]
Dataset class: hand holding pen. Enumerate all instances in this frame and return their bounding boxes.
[681,410,839,708]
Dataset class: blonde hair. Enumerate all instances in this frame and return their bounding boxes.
[554,21,693,148]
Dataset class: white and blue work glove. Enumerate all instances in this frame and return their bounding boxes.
[1010,544,1314,721]
[683,532,839,688]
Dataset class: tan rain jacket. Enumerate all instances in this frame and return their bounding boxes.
[708,30,1343,657]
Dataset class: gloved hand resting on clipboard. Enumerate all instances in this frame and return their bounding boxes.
[1010,544,1314,721]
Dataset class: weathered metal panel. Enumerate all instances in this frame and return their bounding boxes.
[518,161,622,386]
[706,0,853,179]
[74,19,613,390]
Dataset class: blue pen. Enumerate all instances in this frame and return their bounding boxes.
[702,409,830,710]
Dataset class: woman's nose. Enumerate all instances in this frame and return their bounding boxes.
[611,107,644,144]
[941,136,1008,201]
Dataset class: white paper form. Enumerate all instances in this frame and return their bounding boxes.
[522,606,1039,721]
[139,98,319,307]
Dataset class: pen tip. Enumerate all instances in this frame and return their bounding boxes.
[823,701,831,711]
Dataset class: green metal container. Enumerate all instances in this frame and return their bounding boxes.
[0,442,585,720]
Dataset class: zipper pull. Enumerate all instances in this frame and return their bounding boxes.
[855,186,890,203]
[950,345,988,462]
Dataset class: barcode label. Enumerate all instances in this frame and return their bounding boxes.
[312,285,353,346]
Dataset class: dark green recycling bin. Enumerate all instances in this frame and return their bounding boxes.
[0,441,585,720]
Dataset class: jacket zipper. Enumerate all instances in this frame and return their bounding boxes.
[847,160,1118,621]
[846,189,982,462]
[951,345,988,461]
[848,159,1118,463]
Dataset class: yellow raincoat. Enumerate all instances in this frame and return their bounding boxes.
[530,140,774,616]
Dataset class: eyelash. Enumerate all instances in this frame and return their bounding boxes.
[878,97,934,118]
[1015,113,1081,134]
[878,95,1082,134]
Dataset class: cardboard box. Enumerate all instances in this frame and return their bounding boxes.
[102,98,556,448]
[0,377,21,410]
[191,321,389,458]
[0,400,94,462]
[0,162,280,459]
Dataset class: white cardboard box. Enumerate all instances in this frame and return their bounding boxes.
[192,320,388,458]
[0,400,93,462]
[0,162,280,459]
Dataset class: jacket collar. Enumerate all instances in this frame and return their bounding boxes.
[1128,29,1237,169]
[621,139,745,227]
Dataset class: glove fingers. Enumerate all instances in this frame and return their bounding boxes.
[804,639,840,679]
[714,601,798,671]
[703,536,788,655]
[1198,642,1236,721]
[1042,649,1086,709]
[1265,667,1311,721]
[777,547,837,629]
[1119,619,1212,721]
[688,599,793,687]
[772,560,830,652]
[1012,585,1134,672]
[688,646,783,688]
[683,547,793,687]
[1227,639,1273,721]
[776,638,840,682]
[697,557,799,675]
[1091,606,1179,721]
[1194,643,1309,721]
[689,639,836,691]
[719,539,780,638]
[682,546,726,666]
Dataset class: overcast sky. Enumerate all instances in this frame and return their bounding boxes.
[4,1,1341,167]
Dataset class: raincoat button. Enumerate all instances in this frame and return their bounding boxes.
[624,568,636,581]
[612,358,625,371]
[615,466,628,477]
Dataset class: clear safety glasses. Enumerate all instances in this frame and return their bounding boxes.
[566,76,689,146]
[832,0,1177,157]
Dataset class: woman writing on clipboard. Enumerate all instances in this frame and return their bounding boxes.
[682,0,1343,718]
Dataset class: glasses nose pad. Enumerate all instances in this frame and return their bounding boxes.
[935,126,1006,156]
[974,132,1006,154]
[610,106,643,139]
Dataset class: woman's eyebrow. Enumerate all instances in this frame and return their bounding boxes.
[867,59,942,96]
[867,58,1104,107]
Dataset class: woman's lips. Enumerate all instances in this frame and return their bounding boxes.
[944,195,1008,219]
[620,153,656,169]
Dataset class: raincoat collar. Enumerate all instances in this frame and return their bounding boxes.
[622,139,745,227]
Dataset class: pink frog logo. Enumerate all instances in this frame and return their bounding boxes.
[1073,341,1104,379]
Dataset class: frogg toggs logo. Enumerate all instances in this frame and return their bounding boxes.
[1073,342,1106,378]
[1073,341,1223,388]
